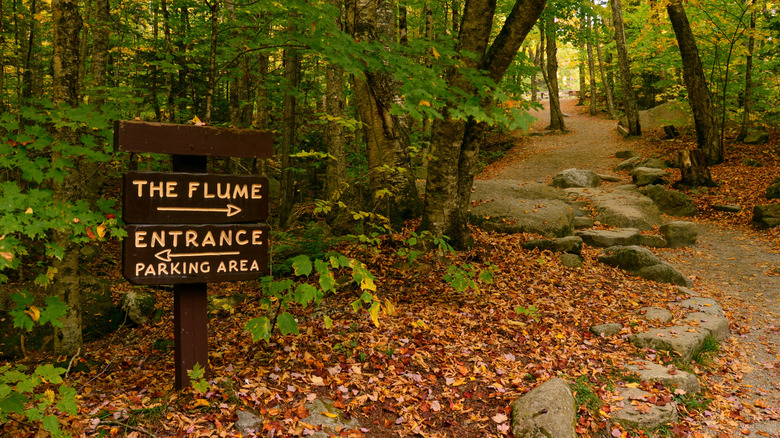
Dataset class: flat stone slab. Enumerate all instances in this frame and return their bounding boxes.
[302,399,361,437]
[591,323,623,337]
[678,297,724,316]
[609,387,678,431]
[640,307,673,323]
[685,312,730,341]
[566,188,662,230]
[577,228,639,248]
[625,359,701,394]
[630,326,708,361]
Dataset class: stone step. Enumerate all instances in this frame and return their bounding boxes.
[608,387,678,432]
[630,326,708,361]
[625,359,701,394]
[685,312,730,341]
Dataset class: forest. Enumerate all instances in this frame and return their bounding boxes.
[1,0,779,436]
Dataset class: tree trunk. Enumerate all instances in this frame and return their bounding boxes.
[420,0,546,248]
[278,29,301,227]
[0,0,5,111]
[677,149,714,187]
[325,3,347,205]
[610,0,640,135]
[346,0,422,229]
[22,0,38,100]
[666,0,722,163]
[594,20,616,119]
[51,0,83,356]
[398,2,407,45]
[737,6,756,142]
[541,17,565,131]
[204,0,218,123]
[161,0,175,122]
[90,0,110,107]
[586,14,598,115]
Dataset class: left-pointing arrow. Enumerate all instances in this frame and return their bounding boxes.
[156,204,242,217]
[155,249,241,262]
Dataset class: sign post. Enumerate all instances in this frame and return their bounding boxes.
[115,121,273,389]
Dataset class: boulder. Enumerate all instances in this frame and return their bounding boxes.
[120,289,157,326]
[685,312,730,341]
[712,203,742,213]
[566,188,662,230]
[632,167,666,186]
[614,156,643,172]
[637,158,667,169]
[615,150,638,159]
[766,178,780,200]
[640,307,673,323]
[631,326,708,361]
[560,253,582,268]
[743,130,769,145]
[591,323,623,337]
[609,387,678,432]
[577,229,640,248]
[510,378,576,438]
[625,360,701,394]
[235,410,263,435]
[660,221,698,248]
[618,100,693,132]
[678,297,724,316]
[639,185,697,217]
[573,217,594,229]
[522,236,583,254]
[301,399,361,437]
[551,168,602,189]
[598,174,624,183]
[598,246,662,271]
[636,263,694,287]
[637,234,667,248]
[753,204,780,229]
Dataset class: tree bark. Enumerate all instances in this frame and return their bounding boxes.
[204,0,219,123]
[51,0,83,356]
[677,149,714,187]
[278,26,301,228]
[594,20,616,119]
[737,6,756,142]
[586,14,598,115]
[541,17,565,131]
[420,0,546,248]
[90,0,110,108]
[610,0,640,135]
[666,0,722,164]
[161,0,176,122]
[346,0,422,229]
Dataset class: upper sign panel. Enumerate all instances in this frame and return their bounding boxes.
[123,171,269,224]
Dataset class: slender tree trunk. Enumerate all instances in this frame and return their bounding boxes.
[161,0,175,122]
[150,1,162,120]
[90,0,109,107]
[204,0,218,123]
[398,2,407,45]
[278,26,301,227]
[594,21,616,119]
[0,0,5,111]
[51,0,83,356]
[78,0,91,92]
[325,2,347,204]
[451,0,459,34]
[22,0,37,99]
[422,2,433,140]
[667,0,722,164]
[532,43,541,102]
[610,0,640,135]
[586,15,598,115]
[420,0,546,248]
[346,0,421,229]
[542,17,565,131]
[737,4,755,142]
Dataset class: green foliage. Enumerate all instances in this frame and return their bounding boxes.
[244,253,385,343]
[571,375,602,412]
[0,296,75,437]
[187,364,210,393]
[514,304,540,322]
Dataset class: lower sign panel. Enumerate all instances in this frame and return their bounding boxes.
[123,224,269,285]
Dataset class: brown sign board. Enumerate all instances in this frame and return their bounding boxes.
[123,171,268,224]
[123,224,269,285]
[113,120,274,158]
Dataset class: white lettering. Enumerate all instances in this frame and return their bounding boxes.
[166,181,178,198]
[149,181,164,197]
[251,184,263,199]
[251,260,259,271]
[151,231,165,248]
[233,184,248,199]
[186,230,198,247]
[252,229,264,246]
[133,180,148,197]
[202,231,216,247]
[236,230,248,245]
[135,231,147,248]
[203,183,215,199]
[188,182,200,198]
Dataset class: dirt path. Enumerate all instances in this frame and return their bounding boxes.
[483,98,780,437]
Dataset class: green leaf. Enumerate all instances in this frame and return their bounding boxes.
[291,255,312,276]
[56,386,78,415]
[34,364,65,384]
[277,312,299,336]
[294,283,319,307]
[324,316,333,329]
[41,414,62,436]
[39,296,68,328]
[479,269,494,284]
[0,392,26,416]
[245,316,272,342]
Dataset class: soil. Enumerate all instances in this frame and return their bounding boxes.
[482,97,780,437]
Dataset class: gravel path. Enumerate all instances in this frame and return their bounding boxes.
[482,98,780,437]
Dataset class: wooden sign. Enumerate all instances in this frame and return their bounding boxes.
[123,224,269,285]
[123,172,269,224]
[114,120,274,158]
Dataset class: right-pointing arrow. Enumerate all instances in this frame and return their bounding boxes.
[156,204,243,217]
[155,249,241,262]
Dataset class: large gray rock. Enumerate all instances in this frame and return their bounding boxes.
[626,360,701,394]
[522,236,582,254]
[632,167,667,186]
[566,188,662,230]
[660,221,698,248]
[591,323,623,337]
[235,410,263,435]
[560,253,582,268]
[753,204,780,229]
[301,399,361,437]
[598,246,662,271]
[577,228,639,248]
[120,290,157,326]
[766,178,780,200]
[639,185,697,217]
[640,307,673,323]
[614,156,643,172]
[610,387,678,431]
[743,130,769,145]
[636,263,694,287]
[510,378,576,438]
[678,297,724,316]
[631,326,708,361]
[685,312,730,341]
[618,100,693,132]
[637,158,668,170]
[551,168,602,189]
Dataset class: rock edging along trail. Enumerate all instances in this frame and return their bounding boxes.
[478,98,780,437]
